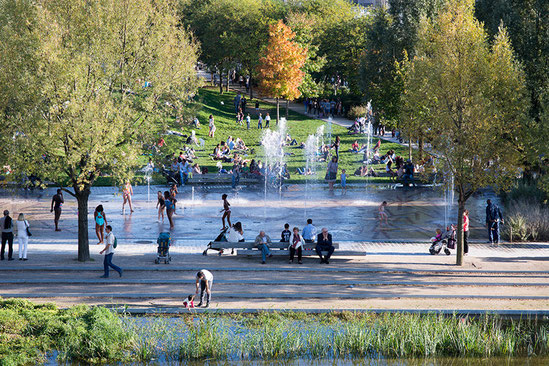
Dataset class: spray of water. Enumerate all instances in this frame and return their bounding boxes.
[261,117,288,197]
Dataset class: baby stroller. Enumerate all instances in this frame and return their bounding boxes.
[203,227,230,256]
[155,232,172,264]
[429,226,456,256]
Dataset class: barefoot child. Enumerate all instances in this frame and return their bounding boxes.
[183,294,195,309]
[220,194,231,229]
[340,169,347,193]
[378,201,388,226]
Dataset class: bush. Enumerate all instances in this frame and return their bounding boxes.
[503,199,549,241]
[347,104,367,120]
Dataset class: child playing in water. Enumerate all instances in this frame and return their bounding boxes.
[340,169,347,194]
[378,201,388,226]
[220,194,231,229]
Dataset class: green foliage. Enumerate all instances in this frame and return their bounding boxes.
[0,299,134,365]
[503,199,549,241]
[347,105,368,121]
[0,0,200,260]
[401,0,528,264]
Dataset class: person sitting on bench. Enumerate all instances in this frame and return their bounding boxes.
[254,231,273,264]
[316,228,335,264]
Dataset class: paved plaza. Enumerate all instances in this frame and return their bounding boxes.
[0,184,548,311]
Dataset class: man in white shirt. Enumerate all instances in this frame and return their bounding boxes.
[195,269,214,308]
[99,225,123,278]
[265,112,271,128]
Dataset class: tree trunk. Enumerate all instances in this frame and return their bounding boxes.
[285,99,289,119]
[248,71,253,99]
[75,186,91,262]
[226,69,230,92]
[218,68,223,94]
[210,71,214,86]
[419,135,424,160]
[408,136,413,161]
[456,195,465,266]
[276,98,280,125]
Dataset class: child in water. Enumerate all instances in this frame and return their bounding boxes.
[340,169,347,194]
[378,201,388,226]
[220,194,231,229]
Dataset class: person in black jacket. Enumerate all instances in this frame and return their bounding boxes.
[316,228,335,264]
[485,199,504,245]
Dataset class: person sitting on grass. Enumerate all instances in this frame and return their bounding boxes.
[254,230,273,264]
[192,163,202,175]
[351,140,359,152]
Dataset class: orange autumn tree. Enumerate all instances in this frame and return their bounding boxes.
[257,20,307,124]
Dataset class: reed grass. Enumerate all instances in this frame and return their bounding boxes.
[2,299,549,365]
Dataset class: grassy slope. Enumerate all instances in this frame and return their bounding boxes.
[157,87,408,184]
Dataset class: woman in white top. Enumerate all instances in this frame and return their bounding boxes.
[16,213,30,260]
[288,227,305,264]
[226,222,244,242]
[208,115,216,138]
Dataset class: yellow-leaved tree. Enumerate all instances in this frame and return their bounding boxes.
[401,0,528,265]
[257,20,307,124]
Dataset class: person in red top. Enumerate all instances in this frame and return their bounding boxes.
[463,209,470,255]
[183,294,195,310]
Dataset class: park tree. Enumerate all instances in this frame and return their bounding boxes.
[360,8,401,126]
[257,20,307,123]
[475,0,549,191]
[0,0,199,261]
[401,0,527,265]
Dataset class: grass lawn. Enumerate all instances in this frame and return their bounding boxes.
[151,87,408,185]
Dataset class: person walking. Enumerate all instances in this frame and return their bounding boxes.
[254,230,273,264]
[485,199,503,246]
[16,213,30,261]
[316,228,335,264]
[265,112,271,128]
[288,227,304,264]
[94,205,107,245]
[50,189,64,231]
[195,270,213,308]
[99,225,123,278]
[246,113,251,130]
[208,115,216,138]
[257,113,263,129]
[326,157,338,191]
[0,210,14,261]
[463,209,470,255]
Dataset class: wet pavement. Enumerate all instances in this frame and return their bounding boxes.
[0,183,498,245]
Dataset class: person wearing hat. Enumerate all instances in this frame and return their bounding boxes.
[0,210,14,260]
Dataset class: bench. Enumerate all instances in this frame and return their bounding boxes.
[203,241,355,257]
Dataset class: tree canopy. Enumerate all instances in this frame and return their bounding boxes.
[401,0,527,264]
[0,0,200,261]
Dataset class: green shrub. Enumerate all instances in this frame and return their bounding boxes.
[347,104,367,120]
[504,199,549,241]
